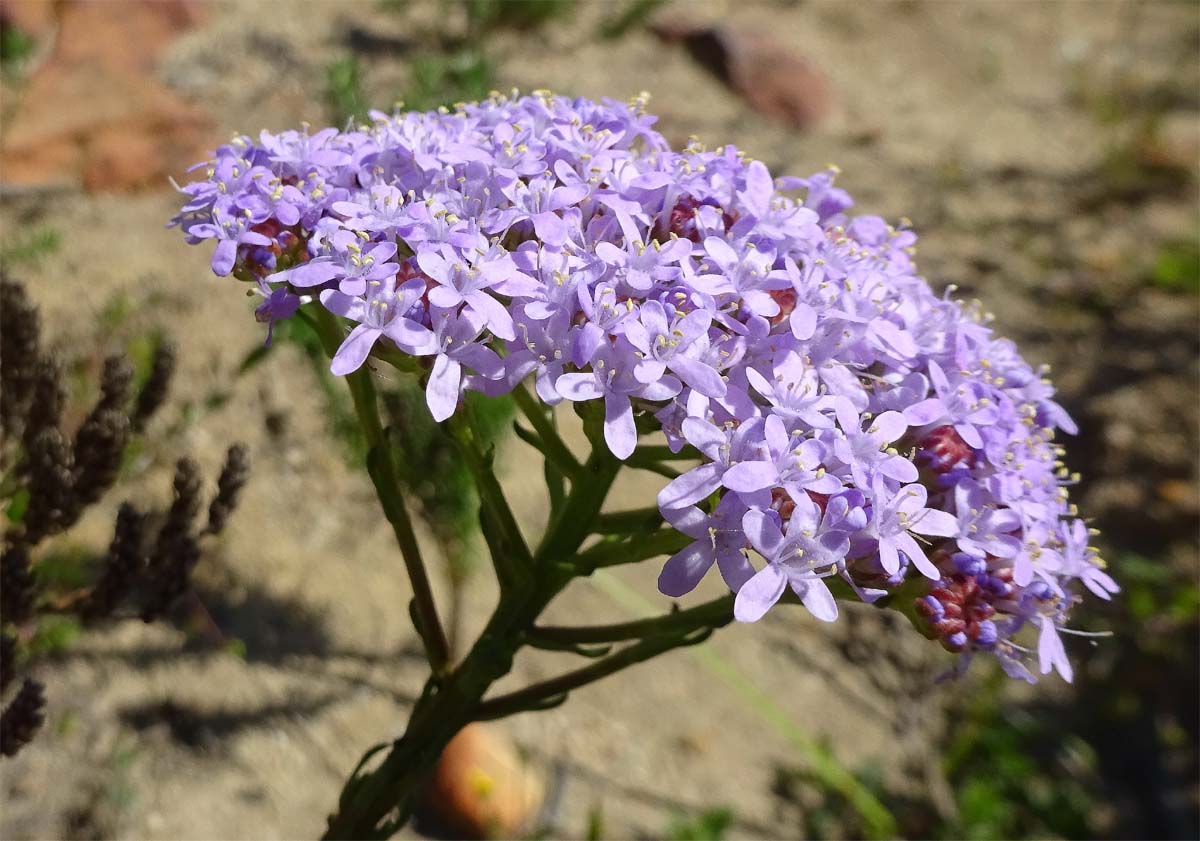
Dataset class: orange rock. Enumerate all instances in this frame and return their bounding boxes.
[0,0,215,193]
[50,0,206,75]
[422,723,544,839]
[0,0,60,40]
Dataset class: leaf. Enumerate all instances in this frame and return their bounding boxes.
[5,488,30,525]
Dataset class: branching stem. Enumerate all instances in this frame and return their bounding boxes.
[511,385,581,479]
[307,305,450,674]
[474,625,716,721]
[529,593,735,644]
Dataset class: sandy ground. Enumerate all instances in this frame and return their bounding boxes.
[1,1,1197,839]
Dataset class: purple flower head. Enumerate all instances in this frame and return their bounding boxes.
[496,174,589,246]
[868,479,957,579]
[506,312,573,404]
[176,92,1111,683]
[424,307,504,421]
[188,200,272,277]
[276,229,400,295]
[254,280,301,345]
[595,235,692,295]
[700,237,783,317]
[1057,519,1118,600]
[656,417,765,510]
[721,414,841,502]
[745,353,835,429]
[416,246,529,341]
[922,360,1000,449]
[332,185,412,238]
[952,481,1022,561]
[513,244,598,322]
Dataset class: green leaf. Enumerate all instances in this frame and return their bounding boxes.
[666,807,733,841]
[4,487,30,525]
[27,615,83,656]
[1150,240,1200,294]
[33,544,94,591]
[0,227,60,266]
[328,57,368,123]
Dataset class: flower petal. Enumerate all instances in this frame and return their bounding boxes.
[658,542,715,597]
[603,392,637,459]
[733,564,786,622]
[794,578,838,622]
[658,462,723,510]
[722,460,778,493]
[426,354,462,421]
[330,324,380,376]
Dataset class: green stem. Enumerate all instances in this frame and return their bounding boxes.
[573,528,691,574]
[325,429,624,838]
[369,341,423,376]
[446,411,533,587]
[626,459,681,479]
[511,385,581,478]
[535,442,621,566]
[544,449,566,515]
[307,305,450,674]
[593,505,663,535]
[474,625,716,721]
[630,443,701,461]
[323,590,550,839]
[529,593,734,644]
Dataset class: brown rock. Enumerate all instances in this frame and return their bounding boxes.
[0,0,59,40]
[0,0,214,193]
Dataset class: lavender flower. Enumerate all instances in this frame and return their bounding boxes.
[174,91,1116,682]
[736,500,848,623]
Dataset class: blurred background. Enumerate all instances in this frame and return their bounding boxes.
[0,1,1196,838]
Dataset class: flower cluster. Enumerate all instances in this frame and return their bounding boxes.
[171,91,1116,682]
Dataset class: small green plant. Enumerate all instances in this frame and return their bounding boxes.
[1150,239,1200,294]
[0,24,35,74]
[597,0,666,40]
[328,57,369,124]
[0,227,61,268]
[666,807,733,841]
[465,0,573,34]
[404,49,493,112]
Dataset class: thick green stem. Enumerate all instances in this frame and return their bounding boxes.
[324,432,621,838]
[307,305,450,674]
[535,444,621,567]
[529,593,735,644]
